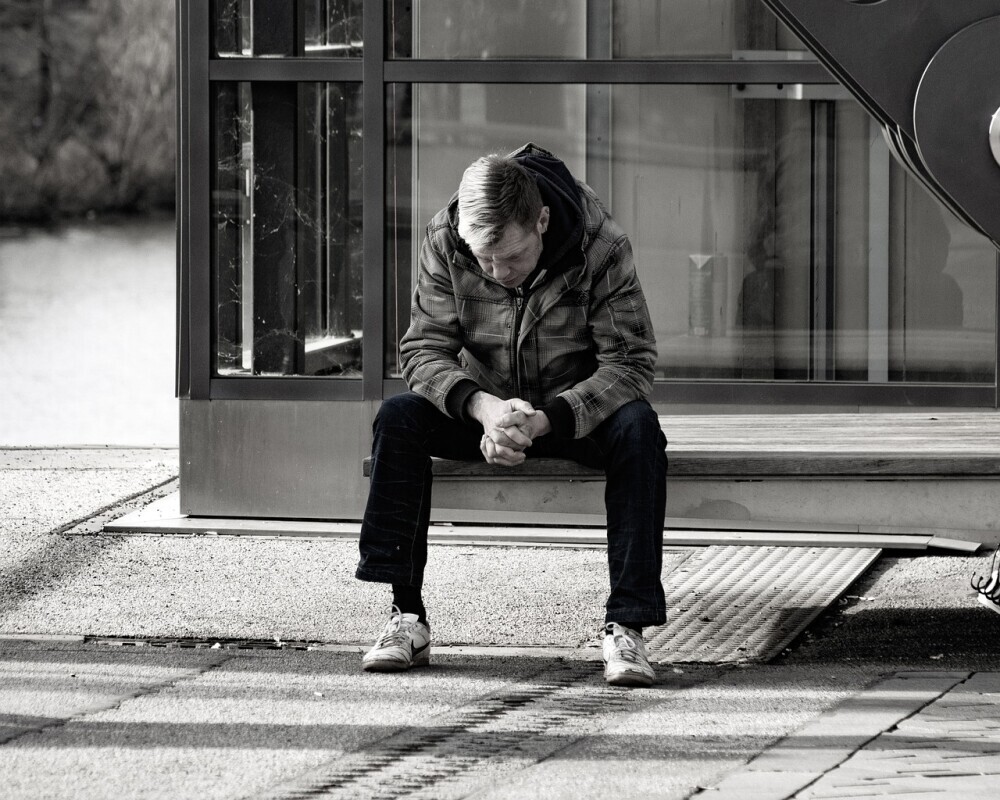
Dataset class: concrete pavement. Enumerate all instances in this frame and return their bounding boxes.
[2,448,1000,799]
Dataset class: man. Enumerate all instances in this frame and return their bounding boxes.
[356,143,667,687]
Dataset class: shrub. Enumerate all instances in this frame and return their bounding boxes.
[0,0,176,222]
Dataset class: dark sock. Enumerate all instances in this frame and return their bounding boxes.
[392,584,427,624]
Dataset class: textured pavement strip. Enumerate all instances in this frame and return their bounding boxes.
[696,671,1000,800]
[647,546,880,664]
[256,659,645,800]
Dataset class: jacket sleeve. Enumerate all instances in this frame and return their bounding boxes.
[557,232,657,438]
[399,227,479,417]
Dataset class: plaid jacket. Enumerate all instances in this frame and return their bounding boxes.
[400,179,656,439]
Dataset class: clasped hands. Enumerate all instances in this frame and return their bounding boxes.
[467,392,552,467]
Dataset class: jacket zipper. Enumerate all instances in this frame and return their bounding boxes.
[511,288,526,397]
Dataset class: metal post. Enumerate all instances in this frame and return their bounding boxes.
[585,0,612,205]
[811,100,837,381]
[362,0,385,399]
[867,116,890,382]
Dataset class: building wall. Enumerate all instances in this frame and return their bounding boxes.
[179,1,1000,523]
[180,399,377,519]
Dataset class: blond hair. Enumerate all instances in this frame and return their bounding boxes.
[457,154,543,252]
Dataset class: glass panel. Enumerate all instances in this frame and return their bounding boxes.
[890,175,996,383]
[304,0,364,55]
[385,82,587,375]
[613,0,805,58]
[385,83,996,384]
[388,0,587,59]
[213,0,363,58]
[212,82,363,377]
[387,0,803,59]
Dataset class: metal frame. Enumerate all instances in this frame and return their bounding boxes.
[178,0,211,400]
[810,100,837,381]
[361,0,385,400]
[176,0,1000,408]
[175,0,188,398]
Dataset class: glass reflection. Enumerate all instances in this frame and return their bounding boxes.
[385,83,996,384]
[213,82,363,377]
[613,0,805,57]
[214,0,363,58]
[387,0,804,59]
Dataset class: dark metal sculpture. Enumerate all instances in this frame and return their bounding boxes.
[760,0,1000,249]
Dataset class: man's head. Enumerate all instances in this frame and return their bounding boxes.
[458,154,550,288]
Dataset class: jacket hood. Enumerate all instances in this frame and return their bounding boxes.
[509,142,585,276]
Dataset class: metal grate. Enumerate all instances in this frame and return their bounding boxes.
[648,545,880,664]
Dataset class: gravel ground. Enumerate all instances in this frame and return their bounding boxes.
[4,447,998,662]
[1,448,692,647]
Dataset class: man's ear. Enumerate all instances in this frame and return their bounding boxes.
[538,206,550,233]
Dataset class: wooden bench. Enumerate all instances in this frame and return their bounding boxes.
[361,413,1000,534]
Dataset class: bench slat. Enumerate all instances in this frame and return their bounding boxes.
[362,456,601,479]
[362,452,1000,479]
[362,413,1000,479]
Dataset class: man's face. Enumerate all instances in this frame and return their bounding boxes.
[471,207,550,289]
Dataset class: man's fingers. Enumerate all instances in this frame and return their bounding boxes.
[498,410,532,429]
[489,425,532,449]
[491,445,526,466]
[480,436,526,466]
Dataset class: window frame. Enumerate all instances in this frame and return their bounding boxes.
[176,0,999,407]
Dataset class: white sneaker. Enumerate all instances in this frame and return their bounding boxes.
[362,606,431,672]
[972,546,1000,615]
[974,570,1000,614]
[603,623,655,687]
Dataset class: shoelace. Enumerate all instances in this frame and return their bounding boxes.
[972,545,1000,603]
[375,613,417,648]
[611,633,644,664]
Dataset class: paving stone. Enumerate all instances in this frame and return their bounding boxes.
[702,769,820,799]
[0,642,224,745]
[699,672,1000,800]
[749,745,859,775]
[791,673,1000,799]
[961,673,1000,692]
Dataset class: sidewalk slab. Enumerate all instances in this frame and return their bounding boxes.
[0,640,225,747]
[461,664,878,800]
[697,671,1000,800]
[0,642,884,800]
[0,642,660,800]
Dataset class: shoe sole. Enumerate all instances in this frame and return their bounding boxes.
[977,592,1000,615]
[362,650,431,673]
[604,670,654,687]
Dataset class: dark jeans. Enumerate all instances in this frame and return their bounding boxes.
[356,392,667,628]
